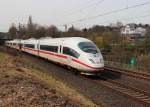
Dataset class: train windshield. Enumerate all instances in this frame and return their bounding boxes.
[78,42,99,54]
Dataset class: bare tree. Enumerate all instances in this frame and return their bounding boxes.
[35,26,46,38]
[8,23,17,39]
[46,25,60,38]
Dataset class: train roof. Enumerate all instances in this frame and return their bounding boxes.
[7,37,93,46]
[37,37,93,47]
[7,39,20,43]
[39,37,91,43]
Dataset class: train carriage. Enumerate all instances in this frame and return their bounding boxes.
[6,37,104,75]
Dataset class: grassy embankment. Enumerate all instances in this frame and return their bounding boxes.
[0,51,100,107]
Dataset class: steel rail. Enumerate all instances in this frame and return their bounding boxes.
[83,76,150,106]
[96,79,150,106]
[104,66,150,82]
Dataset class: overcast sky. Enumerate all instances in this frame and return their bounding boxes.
[0,0,150,32]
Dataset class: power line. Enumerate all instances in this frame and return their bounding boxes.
[62,0,94,15]
[80,13,150,28]
[56,13,150,31]
[63,0,105,17]
[66,1,150,24]
[100,14,150,25]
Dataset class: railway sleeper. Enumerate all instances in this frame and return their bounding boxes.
[112,86,136,93]
[128,93,145,97]
[137,97,150,100]
[136,96,150,100]
[115,87,132,92]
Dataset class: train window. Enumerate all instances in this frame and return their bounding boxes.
[25,44,35,48]
[78,42,98,54]
[63,47,80,58]
[13,43,16,46]
[40,45,58,53]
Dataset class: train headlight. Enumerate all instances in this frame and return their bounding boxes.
[89,59,95,64]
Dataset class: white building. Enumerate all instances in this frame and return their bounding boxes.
[121,24,146,37]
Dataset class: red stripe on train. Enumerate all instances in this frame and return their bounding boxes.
[23,47,100,70]
[38,50,67,59]
[72,58,99,70]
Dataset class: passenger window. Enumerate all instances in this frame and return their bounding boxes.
[13,43,16,46]
[40,45,58,53]
[25,44,35,48]
[63,47,80,58]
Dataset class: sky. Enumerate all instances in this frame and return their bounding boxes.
[0,0,150,32]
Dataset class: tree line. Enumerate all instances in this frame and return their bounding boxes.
[8,16,150,56]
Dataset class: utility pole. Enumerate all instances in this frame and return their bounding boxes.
[63,24,68,32]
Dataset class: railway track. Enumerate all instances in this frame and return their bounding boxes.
[96,79,150,106]
[104,66,150,82]
[83,76,150,106]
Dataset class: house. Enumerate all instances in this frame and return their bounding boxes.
[121,24,146,38]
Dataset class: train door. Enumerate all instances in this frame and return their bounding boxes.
[18,43,22,50]
[22,42,25,51]
[37,41,40,56]
[59,45,62,54]
[18,40,22,51]
[62,47,73,66]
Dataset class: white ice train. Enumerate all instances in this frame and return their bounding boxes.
[6,37,104,75]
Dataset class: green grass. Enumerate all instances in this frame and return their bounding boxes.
[0,52,6,63]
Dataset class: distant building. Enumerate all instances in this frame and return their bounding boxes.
[110,22,123,28]
[121,24,146,38]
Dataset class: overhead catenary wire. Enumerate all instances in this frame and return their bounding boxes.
[62,0,95,16]
[57,13,150,31]
[99,14,150,25]
[65,1,150,24]
[57,13,150,28]
[63,0,105,17]
[78,13,150,29]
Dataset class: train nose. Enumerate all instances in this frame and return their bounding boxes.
[89,57,104,66]
[89,53,104,64]
[87,54,104,70]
